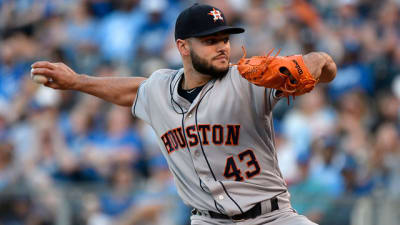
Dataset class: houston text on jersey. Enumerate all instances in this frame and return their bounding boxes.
[161,124,240,154]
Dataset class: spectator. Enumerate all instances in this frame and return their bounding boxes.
[0,142,16,191]
[98,164,138,218]
[97,0,146,64]
[84,105,144,178]
[64,1,100,74]
[289,152,333,224]
[309,137,345,197]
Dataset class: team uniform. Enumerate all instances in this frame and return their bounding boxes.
[132,66,317,225]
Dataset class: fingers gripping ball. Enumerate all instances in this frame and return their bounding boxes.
[30,69,48,84]
[235,47,318,102]
[32,75,48,84]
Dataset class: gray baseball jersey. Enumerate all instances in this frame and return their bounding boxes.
[132,66,289,216]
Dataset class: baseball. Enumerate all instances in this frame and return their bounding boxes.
[32,74,48,84]
[30,68,48,84]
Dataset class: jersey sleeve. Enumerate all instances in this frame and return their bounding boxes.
[131,69,176,125]
[132,79,151,124]
[230,66,282,115]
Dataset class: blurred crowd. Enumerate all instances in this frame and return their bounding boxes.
[0,0,399,224]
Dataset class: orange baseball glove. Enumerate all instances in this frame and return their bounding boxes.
[235,47,318,102]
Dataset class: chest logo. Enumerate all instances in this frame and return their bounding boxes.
[161,124,240,154]
[208,8,224,22]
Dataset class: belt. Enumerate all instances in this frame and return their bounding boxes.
[192,197,279,221]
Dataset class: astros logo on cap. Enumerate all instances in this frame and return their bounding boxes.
[208,8,223,22]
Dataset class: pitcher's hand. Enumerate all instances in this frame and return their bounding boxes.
[31,61,79,90]
[303,52,336,83]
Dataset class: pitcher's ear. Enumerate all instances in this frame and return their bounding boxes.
[176,39,190,56]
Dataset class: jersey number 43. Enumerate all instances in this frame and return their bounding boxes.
[223,149,261,181]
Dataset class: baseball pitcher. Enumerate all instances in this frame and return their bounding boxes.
[31,3,336,225]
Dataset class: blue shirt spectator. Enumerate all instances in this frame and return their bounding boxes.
[97,3,146,63]
[0,61,27,103]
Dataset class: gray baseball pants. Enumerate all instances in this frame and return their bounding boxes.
[190,207,317,225]
[190,192,317,225]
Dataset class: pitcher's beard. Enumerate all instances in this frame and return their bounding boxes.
[190,49,229,79]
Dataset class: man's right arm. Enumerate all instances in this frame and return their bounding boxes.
[31,61,146,107]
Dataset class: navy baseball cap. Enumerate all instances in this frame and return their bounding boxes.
[175,3,245,40]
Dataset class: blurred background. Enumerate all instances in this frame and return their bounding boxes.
[0,0,399,224]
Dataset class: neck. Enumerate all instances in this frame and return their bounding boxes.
[182,66,212,90]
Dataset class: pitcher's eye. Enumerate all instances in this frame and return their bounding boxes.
[205,39,216,45]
